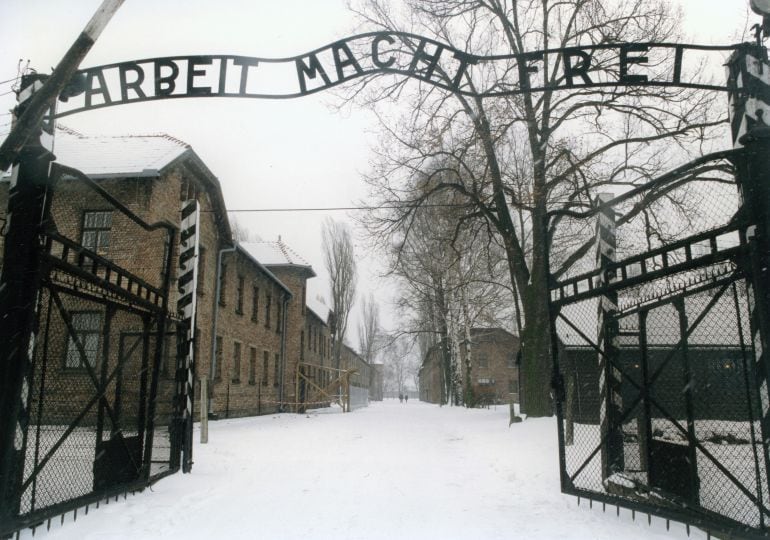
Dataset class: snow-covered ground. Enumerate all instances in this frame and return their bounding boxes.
[22,400,708,540]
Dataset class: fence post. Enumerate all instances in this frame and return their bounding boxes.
[595,192,624,480]
[729,46,770,514]
[738,123,770,498]
[0,74,55,529]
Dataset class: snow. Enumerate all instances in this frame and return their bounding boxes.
[22,401,708,540]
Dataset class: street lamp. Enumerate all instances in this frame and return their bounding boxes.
[752,0,770,16]
[750,0,770,41]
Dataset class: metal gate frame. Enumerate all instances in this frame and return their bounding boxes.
[547,137,770,538]
[0,81,194,535]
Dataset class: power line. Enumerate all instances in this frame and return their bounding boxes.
[217,203,476,213]
[0,76,20,86]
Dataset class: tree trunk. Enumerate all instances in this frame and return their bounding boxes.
[519,261,553,417]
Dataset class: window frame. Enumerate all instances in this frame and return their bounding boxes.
[232,341,242,383]
[63,311,103,370]
[80,210,113,256]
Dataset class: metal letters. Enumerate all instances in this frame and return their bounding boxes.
[55,34,739,117]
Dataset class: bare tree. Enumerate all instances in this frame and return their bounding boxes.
[230,215,258,243]
[322,218,358,369]
[347,0,727,416]
[358,292,381,364]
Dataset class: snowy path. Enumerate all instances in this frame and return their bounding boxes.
[25,400,705,540]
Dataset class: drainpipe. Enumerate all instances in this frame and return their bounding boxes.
[278,294,290,412]
[209,245,236,414]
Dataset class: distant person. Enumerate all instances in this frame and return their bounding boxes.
[399,393,403,403]
[405,394,409,403]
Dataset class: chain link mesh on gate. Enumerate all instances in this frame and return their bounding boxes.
[0,163,190,537]
[548,148,770,538]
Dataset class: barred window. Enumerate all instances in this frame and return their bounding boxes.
[273,353,280,387]
[262,350,269,386]
[249,347,257,385]
[478,353,489,368]
[236,275,245,315]
[252,286,259,322]
[215,336,223,380]
[65,312,102,369]
[232,342,242,383]
[81,211,112,255]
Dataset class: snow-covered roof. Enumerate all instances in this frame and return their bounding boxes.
[52,125,191,178]
[240,240,316,276]
[307,294,332,324]
[235,244,292,298]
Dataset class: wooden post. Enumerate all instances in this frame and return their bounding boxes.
[295,365,301,414]
[200,376,208,444]
[345,373,351,413]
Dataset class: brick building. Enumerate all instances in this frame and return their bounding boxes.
[0,127,376,422]
[419,328,520,405]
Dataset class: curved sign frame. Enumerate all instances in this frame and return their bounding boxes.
[55,32,739,118]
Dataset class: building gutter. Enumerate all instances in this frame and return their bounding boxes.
[278,294,290,412]
[208,245,236,413]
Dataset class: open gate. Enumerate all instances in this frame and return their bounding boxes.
[0,116,193,537]
[547,142,770,537]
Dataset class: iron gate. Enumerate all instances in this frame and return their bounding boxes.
[0,156,192,537]
[547,145,770,538]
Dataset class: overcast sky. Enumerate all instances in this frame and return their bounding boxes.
[0,0,758,349]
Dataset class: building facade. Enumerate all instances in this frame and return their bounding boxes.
[419,328,520,405]
[0,127,375,422]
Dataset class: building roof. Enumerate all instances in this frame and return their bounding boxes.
[307,294,332,325]
[52,126,191,178]
[235,244,292,298]
[16,126,234,243]
[240,240,316,277]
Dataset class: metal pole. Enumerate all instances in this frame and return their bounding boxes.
[0,0,125,171]
[208,245,236,417]
[737,123,770,493]
[200,377,208,444]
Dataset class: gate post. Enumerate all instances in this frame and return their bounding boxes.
[0,74,56,528]
[729,45,770,503]
[737,124,770,489]
[595,192,624,480]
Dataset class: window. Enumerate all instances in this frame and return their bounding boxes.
[180,176,199,201]
[265,293,272,328]
[81,211,112,255]
[477,377,494,386]
[249,347,257,385]
[276,301,282,334]
[251,286,259,322]
[262,350,269,386]
[300,331,305,361]
[301,285,306,314]
[160,234,171,284]
[232,342,242,383]
[65,312,102,369]
[236,275,244,315]
[274,353,280,387]
[218,264,227,306]
[507,353,516,368]
[478,353,489,368]
[215,336,223,380]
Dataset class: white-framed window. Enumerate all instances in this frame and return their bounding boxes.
[477,377,495,386]
[65,311,103,369]
[81,211,113,255]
